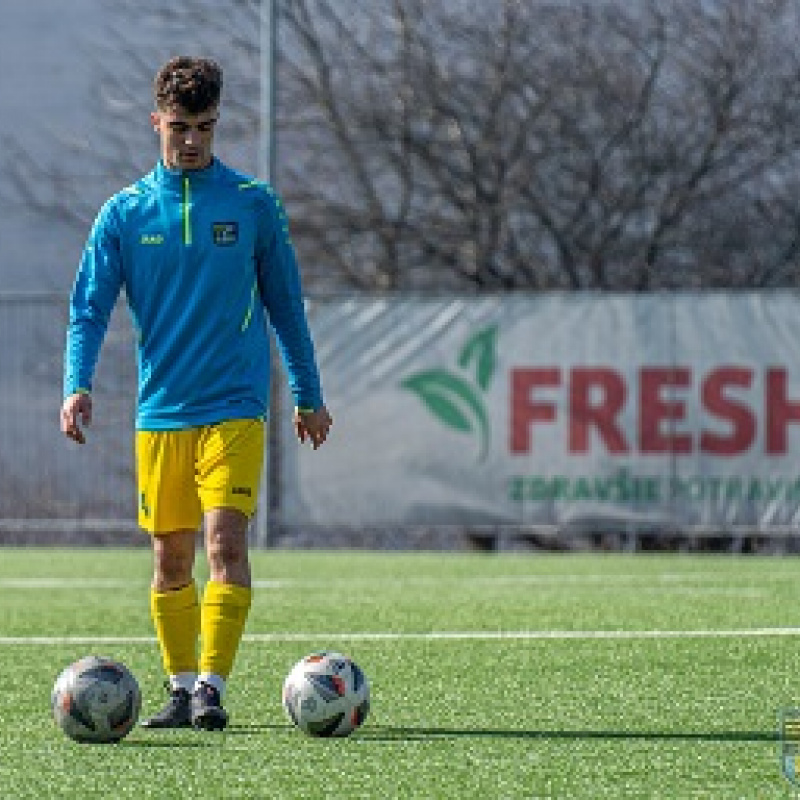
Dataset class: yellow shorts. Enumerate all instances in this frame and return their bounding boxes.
[135,418,265,534]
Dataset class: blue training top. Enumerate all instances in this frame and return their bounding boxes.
[64,158,324,430]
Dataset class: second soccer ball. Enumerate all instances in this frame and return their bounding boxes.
[282,650,370,737]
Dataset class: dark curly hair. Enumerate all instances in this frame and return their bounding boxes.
[154,57,222,113]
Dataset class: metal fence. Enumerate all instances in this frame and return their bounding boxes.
[0,291,543,550]
[0,291,285,547]
[0,293,140,542]
[5,291,800,553]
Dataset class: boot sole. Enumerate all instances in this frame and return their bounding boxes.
[192,709,228,731]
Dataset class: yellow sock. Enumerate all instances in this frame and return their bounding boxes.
[199,581,252,680]
[150,582,200,676]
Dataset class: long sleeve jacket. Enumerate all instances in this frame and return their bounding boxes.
[64,158,323,430]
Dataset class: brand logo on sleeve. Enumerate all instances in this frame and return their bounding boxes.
[212,222,239,246]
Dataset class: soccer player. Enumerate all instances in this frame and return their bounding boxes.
[60,57,332,731]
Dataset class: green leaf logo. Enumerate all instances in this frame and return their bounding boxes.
[401,326,498,461]
[458,326,497,390]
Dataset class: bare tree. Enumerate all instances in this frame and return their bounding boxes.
[282,0,800,290]
[5,0,800,290]
[1,0,263,232]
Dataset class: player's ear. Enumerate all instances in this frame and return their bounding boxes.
[150,111,161,132]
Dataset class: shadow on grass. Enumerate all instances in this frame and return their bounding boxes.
[359,726,778,744]
[223,723,777,744]
[124,738,219,748]
[226,723,294,735]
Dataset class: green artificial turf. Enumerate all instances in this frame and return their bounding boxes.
[0,549,798,798]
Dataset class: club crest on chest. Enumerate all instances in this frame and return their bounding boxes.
[212,222,238,246]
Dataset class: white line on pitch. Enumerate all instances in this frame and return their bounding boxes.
[0,579,288,589]
[0,579,142,589]
[244,628,800,641]
[0,575,781,590]
[3,628,800,645]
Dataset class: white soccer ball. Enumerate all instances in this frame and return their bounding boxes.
[51,656,141,743]
[282,651,370,737]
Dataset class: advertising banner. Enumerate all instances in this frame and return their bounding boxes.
[280,292,800,533]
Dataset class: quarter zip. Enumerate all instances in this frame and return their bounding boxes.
[241,281,257,332]
[182,176,192,246]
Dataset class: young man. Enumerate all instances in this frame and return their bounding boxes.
[60,57,332,731]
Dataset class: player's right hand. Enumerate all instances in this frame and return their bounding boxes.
[60,392,92,445]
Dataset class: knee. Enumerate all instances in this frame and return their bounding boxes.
[204,510,250,585]
[206,528,248,571]
[156,555,194,588]
[152,533,196,590]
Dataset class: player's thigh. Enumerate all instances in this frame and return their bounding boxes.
[196,418,265,517]
[136,428,202,533]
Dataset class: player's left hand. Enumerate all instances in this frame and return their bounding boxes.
[294,405,333,450]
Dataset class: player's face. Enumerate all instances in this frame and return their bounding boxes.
[151,106,218,170]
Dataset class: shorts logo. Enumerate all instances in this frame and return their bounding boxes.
[212,222,238,246]
[232,487,252,497]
